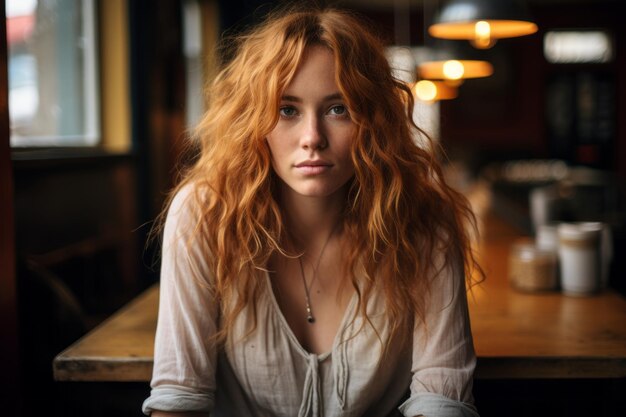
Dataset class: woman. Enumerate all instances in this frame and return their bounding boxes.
[143,6,481,417]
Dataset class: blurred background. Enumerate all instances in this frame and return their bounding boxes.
[1,0,625,416]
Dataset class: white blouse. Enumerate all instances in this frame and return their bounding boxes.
[142,187,479,417]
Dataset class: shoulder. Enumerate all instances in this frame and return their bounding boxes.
[164,182,211,241]
[169,183,201,216]
[167,181,214,221]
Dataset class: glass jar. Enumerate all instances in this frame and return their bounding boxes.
[509,241,558,292]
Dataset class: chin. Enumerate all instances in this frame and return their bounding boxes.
[297,188,338,198]
[297,183,350,198]
[277,175,353,200]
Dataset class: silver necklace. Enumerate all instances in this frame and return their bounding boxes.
[297,227,336,324]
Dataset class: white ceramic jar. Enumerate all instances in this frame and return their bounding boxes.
[577,222,613,290]
[557,223,602,296]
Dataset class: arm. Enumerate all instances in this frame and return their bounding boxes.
[142,187,218,415]
[399,254,479,417]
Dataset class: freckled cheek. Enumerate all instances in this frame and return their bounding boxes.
[267,125,298,148]
[266,130,285,151]
[335,127,355,160]
[265,139,292,173]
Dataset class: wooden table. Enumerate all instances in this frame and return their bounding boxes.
[53,213,626,382]
[470,214,626,379]
[54,285,158,381]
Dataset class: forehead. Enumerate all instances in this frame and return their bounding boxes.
[283,45,338,94]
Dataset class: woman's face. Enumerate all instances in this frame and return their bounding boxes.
[266,46,355,200]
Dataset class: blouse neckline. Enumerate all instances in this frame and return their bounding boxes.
[263,271,358,360]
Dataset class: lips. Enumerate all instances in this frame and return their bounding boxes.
[294,160,333,175]
[295,160,331,167]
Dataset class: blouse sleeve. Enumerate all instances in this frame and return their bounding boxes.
[398,253,480,417]
[142,186,218,415]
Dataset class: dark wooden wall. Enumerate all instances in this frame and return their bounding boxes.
[11,155,143,416]
[0,0,20,414]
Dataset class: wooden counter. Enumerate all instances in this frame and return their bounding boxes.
[470,214,626,379]
[53,285,158,382]
[53,213,626,382]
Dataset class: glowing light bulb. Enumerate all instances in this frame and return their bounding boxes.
[442,60,464,80]
[415,80,437,102]
[472,20,496,49]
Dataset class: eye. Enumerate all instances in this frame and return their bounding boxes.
[328,104,348,117]
[279,106,298,118]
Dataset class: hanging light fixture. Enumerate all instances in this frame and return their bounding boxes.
[413,80,458,102]
[428,0,538,49]
[418,59,493,85]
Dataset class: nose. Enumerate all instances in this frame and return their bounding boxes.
[300,114,327,151]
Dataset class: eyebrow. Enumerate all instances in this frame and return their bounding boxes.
[281,93,343,103]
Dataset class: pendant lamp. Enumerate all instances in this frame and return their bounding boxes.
[418,59,493,85]
[429,0,538,49]
[413,80,458,102]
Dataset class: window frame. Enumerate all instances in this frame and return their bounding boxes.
[9,0,132,162]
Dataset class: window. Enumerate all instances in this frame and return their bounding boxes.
[6,0,100,147]
[544,30,613,64]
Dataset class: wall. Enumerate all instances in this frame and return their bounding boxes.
[0,1,20,413]
[11,154,143,415]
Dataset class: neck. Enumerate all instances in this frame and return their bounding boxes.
[279,186,346,252]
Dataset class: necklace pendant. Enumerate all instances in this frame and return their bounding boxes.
[306,306,315,323]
